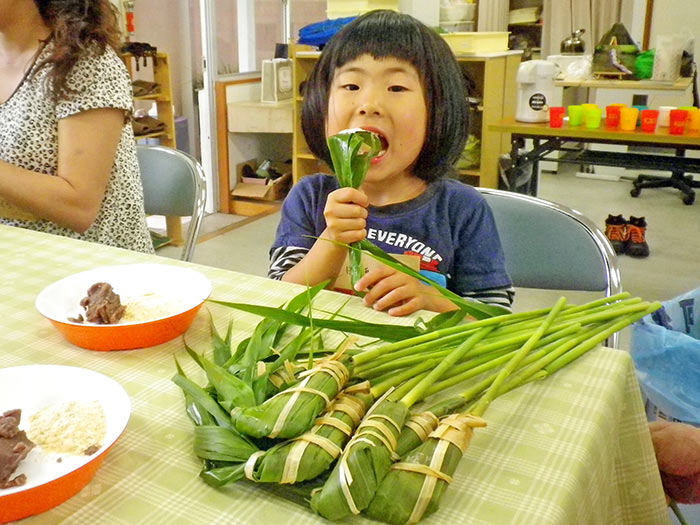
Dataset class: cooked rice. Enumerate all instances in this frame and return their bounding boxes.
[27,400,106,456]
[122,292,185,322]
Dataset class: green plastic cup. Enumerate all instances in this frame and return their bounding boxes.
[568,105,583,126]
[585,107,603,129]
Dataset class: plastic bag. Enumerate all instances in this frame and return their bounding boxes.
[565,55,592,80]
[653,34,686,81]
[631,286,700,426]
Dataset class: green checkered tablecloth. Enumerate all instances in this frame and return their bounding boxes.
[0,225,670,524]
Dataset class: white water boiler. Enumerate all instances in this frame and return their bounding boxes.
[515,60,557,122]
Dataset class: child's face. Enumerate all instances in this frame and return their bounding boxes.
[326,54,427,185]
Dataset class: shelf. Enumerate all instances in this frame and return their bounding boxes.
[135,131,171,140]
[134,94,170,102]
[459,168,481,177]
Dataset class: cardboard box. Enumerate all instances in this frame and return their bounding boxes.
[232,159,292,201]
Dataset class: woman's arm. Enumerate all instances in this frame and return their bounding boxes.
[0,107,123,232]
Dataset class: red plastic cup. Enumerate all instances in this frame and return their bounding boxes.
[549,106,565,128]
[640,109,659,133]
[669,109,688,135]
[605,105,622,128]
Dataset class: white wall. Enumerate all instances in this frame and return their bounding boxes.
[650,0,700,62]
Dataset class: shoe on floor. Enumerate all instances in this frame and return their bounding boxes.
[604,214,628,254]
[626,216,650,257]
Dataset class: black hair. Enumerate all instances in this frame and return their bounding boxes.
[302,9,468,183]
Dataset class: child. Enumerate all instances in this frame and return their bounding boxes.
[269,10,513,316]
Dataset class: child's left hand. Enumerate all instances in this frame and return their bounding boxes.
[354,266,458,316]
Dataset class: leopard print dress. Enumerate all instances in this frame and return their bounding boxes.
[0,41,154,253]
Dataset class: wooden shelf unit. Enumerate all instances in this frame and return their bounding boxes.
[121,51,181,244]
[122,52,176,149]
[291,44,520,188]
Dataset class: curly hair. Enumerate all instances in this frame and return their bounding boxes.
[33,0,122,101]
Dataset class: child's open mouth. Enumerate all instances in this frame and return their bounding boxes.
[359,127,388,162]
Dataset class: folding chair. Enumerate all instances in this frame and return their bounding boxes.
[136,145,206,262]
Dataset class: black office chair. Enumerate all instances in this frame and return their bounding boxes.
[630,149,700,205]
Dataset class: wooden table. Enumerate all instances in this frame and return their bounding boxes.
[0,226,670,524]
[490,118,700,201]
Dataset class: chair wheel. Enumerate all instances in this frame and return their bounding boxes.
[630,187,641,198]
[683,194,695,205]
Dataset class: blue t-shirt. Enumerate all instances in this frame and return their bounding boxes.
[270,174,512,295]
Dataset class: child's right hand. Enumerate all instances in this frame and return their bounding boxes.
[322,187,369,244]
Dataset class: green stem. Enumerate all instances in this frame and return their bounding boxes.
[352,309,541,366]
[369,358,439,398]
[424,322,582,397]
[471,296,567,416]
[400,326,495,408]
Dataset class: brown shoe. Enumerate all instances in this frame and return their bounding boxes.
[604,214,628,254]
[626,216,649,257]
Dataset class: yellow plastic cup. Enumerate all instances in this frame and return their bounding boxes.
[568,105,583,126]
[620,107,639,131]
[581,103,599,122]
[685,108,700,132]
[584,107,603,129]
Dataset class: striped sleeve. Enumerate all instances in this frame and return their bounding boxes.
[463,286,515,311]
[268,245,309,280]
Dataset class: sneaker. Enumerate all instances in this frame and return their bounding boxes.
[626,216,650,257]
[604,214,628,254]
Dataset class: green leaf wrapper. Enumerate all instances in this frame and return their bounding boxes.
[366,413,487,524]
[327,129,381,292]
[233,356,352,439]
[246,384,374,484]
[310,396,408,520]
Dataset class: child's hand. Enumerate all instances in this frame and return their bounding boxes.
[354,266,456,316]
[649,420,700,504]
[322,187,369,244]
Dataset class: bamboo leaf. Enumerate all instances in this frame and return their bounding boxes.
[184,342,257,409]
[174,357,214,426]
[200,463,248,487]
[208,311,233,366]
[172,373,235,431]
[210,300,420,340]
[356,239,508,319]
[193,425,259,462]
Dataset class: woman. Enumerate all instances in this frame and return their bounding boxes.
[0,0,153,252]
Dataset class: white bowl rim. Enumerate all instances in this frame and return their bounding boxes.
[0,364,131,497]
[35,263,212,326]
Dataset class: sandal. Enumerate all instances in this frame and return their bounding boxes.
[132,80,160,97]
[132,115,166,136]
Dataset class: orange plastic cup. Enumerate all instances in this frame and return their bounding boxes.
[605,105,622,128]
[685,108,700,132]
[549,106,565,127]
[669,109,688,135]
[619,107,639,131]
[640,109,659,132]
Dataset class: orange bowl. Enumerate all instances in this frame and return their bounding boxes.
[0,365,130,523]
[35,263,212,351]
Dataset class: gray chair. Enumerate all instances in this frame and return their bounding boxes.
[477,188,623,346]
[136,145,206,262]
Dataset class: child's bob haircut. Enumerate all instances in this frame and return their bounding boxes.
[302,10,469,183]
